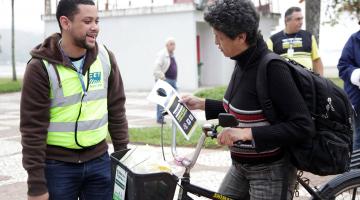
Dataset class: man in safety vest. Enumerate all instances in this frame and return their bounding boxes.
[267,7,324,76]
[20,0,128,199]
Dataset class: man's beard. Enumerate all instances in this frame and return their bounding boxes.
[74,36,94,50]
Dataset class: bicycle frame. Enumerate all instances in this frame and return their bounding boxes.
[296,174,323,200]
[170,122,235,200]
[178,175,236,200]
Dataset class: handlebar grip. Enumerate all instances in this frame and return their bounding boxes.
[208,131,217,139]
[233,140,243,148]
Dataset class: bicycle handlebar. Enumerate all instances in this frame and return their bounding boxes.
[170,122,218,173]
[169,113,244,173]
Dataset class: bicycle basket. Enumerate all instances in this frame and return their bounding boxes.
[111,149,178,200]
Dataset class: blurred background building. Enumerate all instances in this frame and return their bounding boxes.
[42,0,281,90]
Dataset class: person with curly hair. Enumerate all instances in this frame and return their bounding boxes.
[181,0,315,199]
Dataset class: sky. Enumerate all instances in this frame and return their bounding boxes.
[0,0,44,33]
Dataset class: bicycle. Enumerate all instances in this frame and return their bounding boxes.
[111,113,360,200]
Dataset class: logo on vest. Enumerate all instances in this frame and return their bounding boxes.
[282,37,303,49]
[89,72,103,88]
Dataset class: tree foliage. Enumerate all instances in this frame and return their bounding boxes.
[325,0,360,25]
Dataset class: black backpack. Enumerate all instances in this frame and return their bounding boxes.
[256,52,353,176]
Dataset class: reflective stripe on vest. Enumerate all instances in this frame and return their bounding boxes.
[43,45,111,149]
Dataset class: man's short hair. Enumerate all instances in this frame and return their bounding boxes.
[204,0,260,45]
[285,7,302,22]
[56,0,95,31]
[165,37,175,45]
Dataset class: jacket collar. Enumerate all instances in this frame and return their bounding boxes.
[30,33,99,73]
[230,36,268,70]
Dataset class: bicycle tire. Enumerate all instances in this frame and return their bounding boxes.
[315,169,360,200]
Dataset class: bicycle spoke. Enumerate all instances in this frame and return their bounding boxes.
[333,186,359,200]
[352,187,357,200]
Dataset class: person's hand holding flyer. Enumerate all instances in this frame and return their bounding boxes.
[147,80,197,140]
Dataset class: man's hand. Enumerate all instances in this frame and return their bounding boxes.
[28,193,49,200]
[217,128,253,146]
[180,95,205,110]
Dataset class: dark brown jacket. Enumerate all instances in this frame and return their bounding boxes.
[20,33,129,196]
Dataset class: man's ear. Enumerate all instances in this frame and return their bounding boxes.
[237,33,247,43]
[59,16,71,31]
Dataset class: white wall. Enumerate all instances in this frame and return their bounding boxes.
[98,11,198,91]
[196,22,234,87]
[44,10,199,91]
[259,13,281,41]
[196,13,280,87]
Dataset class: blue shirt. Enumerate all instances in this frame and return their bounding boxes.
[338,30,360,110]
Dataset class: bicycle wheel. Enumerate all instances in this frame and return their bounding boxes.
[316,170,360,200]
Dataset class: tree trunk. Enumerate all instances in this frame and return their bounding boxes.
[11,0,17,81]
[305,0,321,45]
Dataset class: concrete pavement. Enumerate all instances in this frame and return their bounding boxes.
[0,91,334,199]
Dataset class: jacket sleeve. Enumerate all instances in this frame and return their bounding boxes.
[107,50,129,152]
[153,52,165,81]
[251,60,315,152]
[204,99,226,120]
[20,59,51,196]
[338,35,357,83]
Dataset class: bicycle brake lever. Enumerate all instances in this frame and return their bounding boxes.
[233,140,253,148]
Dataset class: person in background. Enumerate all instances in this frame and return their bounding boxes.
[20,0,128,199]
[153,37,178,124]
[338,21,360,151]
[267,6,324,75]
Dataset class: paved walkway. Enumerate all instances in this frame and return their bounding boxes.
[0,91,333,199]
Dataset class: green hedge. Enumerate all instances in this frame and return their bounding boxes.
[194,86,227,100]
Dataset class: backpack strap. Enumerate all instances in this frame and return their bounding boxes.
[256,52,286,124]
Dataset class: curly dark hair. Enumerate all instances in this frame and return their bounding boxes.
[56,0,95,31]
[204,0,260,45]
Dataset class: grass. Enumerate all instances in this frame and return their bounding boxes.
[108,125,222,149]
[194,86,227,100]
[0,78,22,93]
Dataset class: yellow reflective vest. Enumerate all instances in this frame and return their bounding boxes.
[43,45,111,149]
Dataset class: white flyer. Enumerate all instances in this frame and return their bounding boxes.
[113,166,128,200]
[147,80,197,140]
